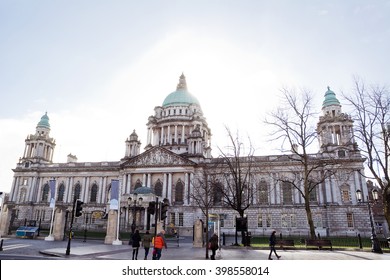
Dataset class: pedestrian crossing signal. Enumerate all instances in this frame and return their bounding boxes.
[161,202,169,220]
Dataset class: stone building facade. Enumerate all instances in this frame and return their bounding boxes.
[0,74,380,239]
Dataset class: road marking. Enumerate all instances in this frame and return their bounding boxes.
[2,244,31,251]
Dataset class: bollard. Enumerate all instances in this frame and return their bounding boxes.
[222,232,226,246]
[0,239,3,251]
[358,234,363,249]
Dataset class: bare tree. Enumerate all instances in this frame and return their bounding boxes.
[343,77,390,234]
[215,127,257,244]
[190,167,215,259]
[265,88,337,239]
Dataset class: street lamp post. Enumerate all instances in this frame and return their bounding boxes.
[128,194,143,235]
[0,192,4,251]
[356,189,383,254]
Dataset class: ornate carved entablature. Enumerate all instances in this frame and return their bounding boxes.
[318,113,353,124]
[121,146,196,167]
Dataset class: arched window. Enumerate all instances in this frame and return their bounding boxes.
[282,181,293,204]
[57,183,65,202]
[74,183,81,200]
[134,179,142,191]
[309,181,318,202]
[258,179,268,205]
[90,184,98,203]
[175,180,184,204]
[212,182,223,205]
[19,188,27,203]
[41,183,49,202]
[154,180,163,197]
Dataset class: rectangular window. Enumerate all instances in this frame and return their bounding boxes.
[281,213,297,227]
[266,214,272,228]
[342,190,351,202]
[258,214,263,227]
[178,212,184,226]
[313,214,323,228]
[170,212,176,226]
[309,185,317,202]
[281,214,288,227]
[282,182,293,204]
[290,214,297,227]
[347,213,354,228]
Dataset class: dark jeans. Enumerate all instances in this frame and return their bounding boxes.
[154,248,162,260]
[132,247,139,260]
[210,249,217,260]
[268,245,279,259]
[144,247,150,260]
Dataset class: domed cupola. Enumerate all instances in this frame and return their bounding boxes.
[145,74,212,158]
[124,130,141,158]
[322,86,342,117]
[37,112,50,129]
[162,73,200,107]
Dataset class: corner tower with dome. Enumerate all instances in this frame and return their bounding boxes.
[317,86,357,156]
[19,112,56,166]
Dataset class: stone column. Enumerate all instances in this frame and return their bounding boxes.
[147,174,152,188]
[184,173,189,206]
[104,209,119,244]
[193,219,203,247]
[163,174,167,198]
[325,176,332,204]
[168,174,172,202]
[52,206,67,241]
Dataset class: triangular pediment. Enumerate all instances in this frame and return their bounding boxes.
[122,146,196,167]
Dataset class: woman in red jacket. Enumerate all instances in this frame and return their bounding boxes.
[153,230,167,260]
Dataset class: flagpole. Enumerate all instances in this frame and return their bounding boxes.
[45,179,56,241]
[112,179,122,245]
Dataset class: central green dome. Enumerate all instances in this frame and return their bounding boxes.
[162,74,200,107]
[163,89,200,107]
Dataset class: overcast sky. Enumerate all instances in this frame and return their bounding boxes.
[1,0,389,193]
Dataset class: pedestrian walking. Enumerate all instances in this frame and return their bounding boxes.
[142,230,153,260]
[208,233,219,260]
[268,230,281,260]
[131,230,141,260]
[152,230,167,260]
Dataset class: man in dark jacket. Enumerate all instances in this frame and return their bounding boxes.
[131,230,141,260]
[268,230,281,260]
[209,233,219,260]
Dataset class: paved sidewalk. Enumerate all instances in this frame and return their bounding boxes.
[1,235,389,260]
[40,240,390,260]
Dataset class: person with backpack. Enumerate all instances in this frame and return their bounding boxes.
[142,230,153,260]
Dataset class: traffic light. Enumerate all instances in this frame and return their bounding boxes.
[148,201,156,215]
[160,201,169,220]
[75,200,84,217]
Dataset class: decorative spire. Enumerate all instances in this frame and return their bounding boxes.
[176,73,187,90]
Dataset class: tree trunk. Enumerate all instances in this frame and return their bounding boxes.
[383,185,390,235]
